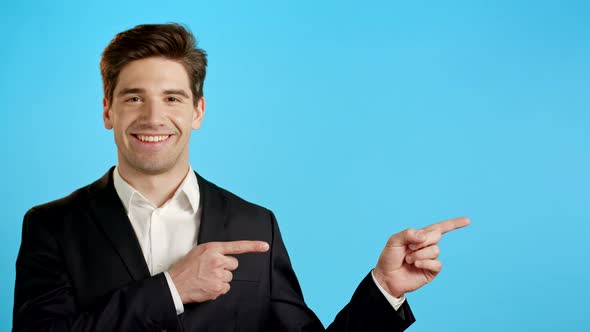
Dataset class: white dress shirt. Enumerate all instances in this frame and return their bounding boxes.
[113,166,198,314]
[113,165,405,316]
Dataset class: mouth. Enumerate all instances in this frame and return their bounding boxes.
[133,134,171,142]
[131,133,174,146]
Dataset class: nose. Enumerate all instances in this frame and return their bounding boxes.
[141,99,164,125]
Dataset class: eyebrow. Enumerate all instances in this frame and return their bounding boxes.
[117,88,145,97]
[117,88,190,99]
[163,89,190,99]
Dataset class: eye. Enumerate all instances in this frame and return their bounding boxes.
[126,96,142,103]
[167,96,181,102]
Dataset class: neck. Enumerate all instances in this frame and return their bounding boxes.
[117,162,190,208]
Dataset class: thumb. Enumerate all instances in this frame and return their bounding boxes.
[386,228,426,248]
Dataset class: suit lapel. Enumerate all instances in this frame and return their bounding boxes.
[195,172,229,244]
[84,168,229,281]
[87,167,151,281]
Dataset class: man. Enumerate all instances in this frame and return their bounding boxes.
[13,23,469,331]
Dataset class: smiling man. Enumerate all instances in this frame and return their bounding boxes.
[104,56,204,207]
[13,23,469,331]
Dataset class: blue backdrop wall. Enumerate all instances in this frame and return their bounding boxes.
[1,0,589,331]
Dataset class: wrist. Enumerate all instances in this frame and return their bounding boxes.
[372,269,403,298]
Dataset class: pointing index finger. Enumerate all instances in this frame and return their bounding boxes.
[216,240,270,255]
[423,217,471,235]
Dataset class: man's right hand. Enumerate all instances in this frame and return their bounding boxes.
[168,241,269,304]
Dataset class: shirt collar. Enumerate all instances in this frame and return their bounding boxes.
[113,165,200,214]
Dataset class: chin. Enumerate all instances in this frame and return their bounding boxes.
[129,159,175,175]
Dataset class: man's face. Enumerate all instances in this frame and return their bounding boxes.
[103,57,205,175]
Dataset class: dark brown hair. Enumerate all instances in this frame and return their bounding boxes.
[100,23,207,106]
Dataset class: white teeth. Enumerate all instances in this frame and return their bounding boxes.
[137,135,170,142]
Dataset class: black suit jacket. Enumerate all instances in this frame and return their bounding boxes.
[13,167,415,331]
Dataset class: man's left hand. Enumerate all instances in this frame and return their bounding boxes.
[373,217,470,298]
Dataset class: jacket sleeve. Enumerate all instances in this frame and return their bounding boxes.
[13,208,181,332]
[268,210,415,332]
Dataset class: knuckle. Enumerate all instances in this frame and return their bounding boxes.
[233,243,244,253]
[433,246,440,256]
[210,256,224,267]
[201,248,214,258]
[213,282,224,293]
[434,231,442,241]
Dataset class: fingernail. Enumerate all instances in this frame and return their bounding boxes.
[261,243,269,251]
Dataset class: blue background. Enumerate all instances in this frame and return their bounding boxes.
[1,0,589,330]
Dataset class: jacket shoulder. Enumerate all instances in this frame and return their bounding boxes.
[29,187,86,212]
[25,169,111,223]
[21,177,104,238]
[201,176,273,220]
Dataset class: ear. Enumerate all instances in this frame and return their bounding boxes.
[103,97,113,130]
[192,96,206,130]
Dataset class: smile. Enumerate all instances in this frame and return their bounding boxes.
[135,134,170,142]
